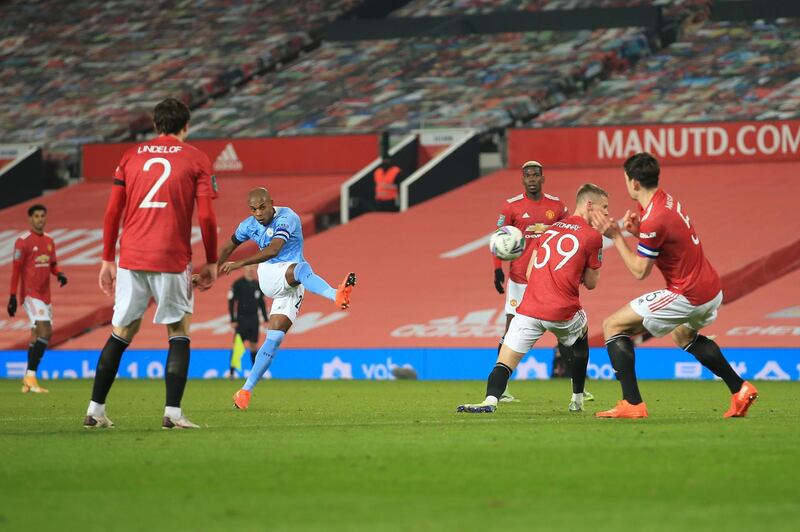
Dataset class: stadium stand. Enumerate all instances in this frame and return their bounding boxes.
[0,0,361,162]
[190,28,651,137]
[49,159,799,350]
[533,18,800,125]
[393,0,710,20]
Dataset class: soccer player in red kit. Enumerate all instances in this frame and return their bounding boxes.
[7,204,68,393]
[492,160,592,403]
[83,98,219,429]
[459,184,608,413]
[591,153,758,419]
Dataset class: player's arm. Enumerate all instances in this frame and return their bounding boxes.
[525,247,537,280]
[582,266,600,290]
[49,242,67,287]
[613,237,655,280]
[220,238,285,274]
[191,195,219,292]
[7,238,23,316]
[493,206,512,294]
[590,210,655,280]
[218,238,240,268]
[99,179,127,296]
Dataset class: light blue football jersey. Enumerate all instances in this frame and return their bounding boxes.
[233,206,305,264]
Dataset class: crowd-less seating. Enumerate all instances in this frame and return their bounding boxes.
[0,0,361,159]
[533,18,800,125]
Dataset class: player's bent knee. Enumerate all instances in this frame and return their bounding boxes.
[113,319,142,343]
[497,345,525,370]
[671,326,696,349]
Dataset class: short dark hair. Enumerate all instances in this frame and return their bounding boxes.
[28,204,46,216]
[153,98,190,135]
[624,153,659,188]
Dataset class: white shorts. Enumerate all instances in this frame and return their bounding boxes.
[503,309,588,354]
[257,261,304,323]
[112,266,193,327]
[504,280,526,315]
[23,297,52,327]
[630,289,723,338]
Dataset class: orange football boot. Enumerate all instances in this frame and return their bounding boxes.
[723,381,758,418]
[233,389,251,410]
[334,272,356,309]
[595,400,648,418]
[21,374,49,394]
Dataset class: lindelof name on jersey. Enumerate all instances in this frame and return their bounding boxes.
[137,145,183,154]
[664,194,674,209]
[552,221,580,231]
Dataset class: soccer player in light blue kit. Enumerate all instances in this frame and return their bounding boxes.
[218,187,356,410]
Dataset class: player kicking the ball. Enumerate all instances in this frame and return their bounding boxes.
[590,153,757,419]
[219,187,355,411]
[458,184,607,414]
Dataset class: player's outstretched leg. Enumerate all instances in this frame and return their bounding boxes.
[233,330,285,410]
[568,335,589,412]
[162,336,199,429]
[84,333,129,428]
[292,262,356,310]
[457,362,514,413]
[683,334,757,417]
[596,335,648,418]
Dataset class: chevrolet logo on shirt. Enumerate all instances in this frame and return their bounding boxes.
[525,223,548,234]
[34,254,50,266]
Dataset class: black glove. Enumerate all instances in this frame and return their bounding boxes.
[57,272,68,287]
[493,268,505,294]
[7,295,17,317]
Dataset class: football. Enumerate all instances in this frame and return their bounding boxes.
[489,226,525,260]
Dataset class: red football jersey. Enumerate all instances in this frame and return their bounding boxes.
[114,136,217,273]
[636,189,720,305]
[517,215,603,322]
[11,232,59,304]
[498,192,568,283]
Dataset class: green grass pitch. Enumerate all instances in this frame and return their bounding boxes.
[1,379,798,531]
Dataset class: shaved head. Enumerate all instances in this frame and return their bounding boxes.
[248,187,270,202]
[248,187,274,225]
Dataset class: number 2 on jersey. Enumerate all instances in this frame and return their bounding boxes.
[139,157,171,209]
[533,230,580,271]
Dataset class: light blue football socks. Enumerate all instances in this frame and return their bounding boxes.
[293,261,336,301]
[243,330,285,391]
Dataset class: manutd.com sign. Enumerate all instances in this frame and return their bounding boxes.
[508,120,800,167]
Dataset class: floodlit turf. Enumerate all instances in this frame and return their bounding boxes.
[1,379,798,531]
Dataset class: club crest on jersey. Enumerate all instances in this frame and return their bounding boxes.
[546,210,556,220]
[266,228,274,237]
[496,215,506,227]
[510,299,518,308]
